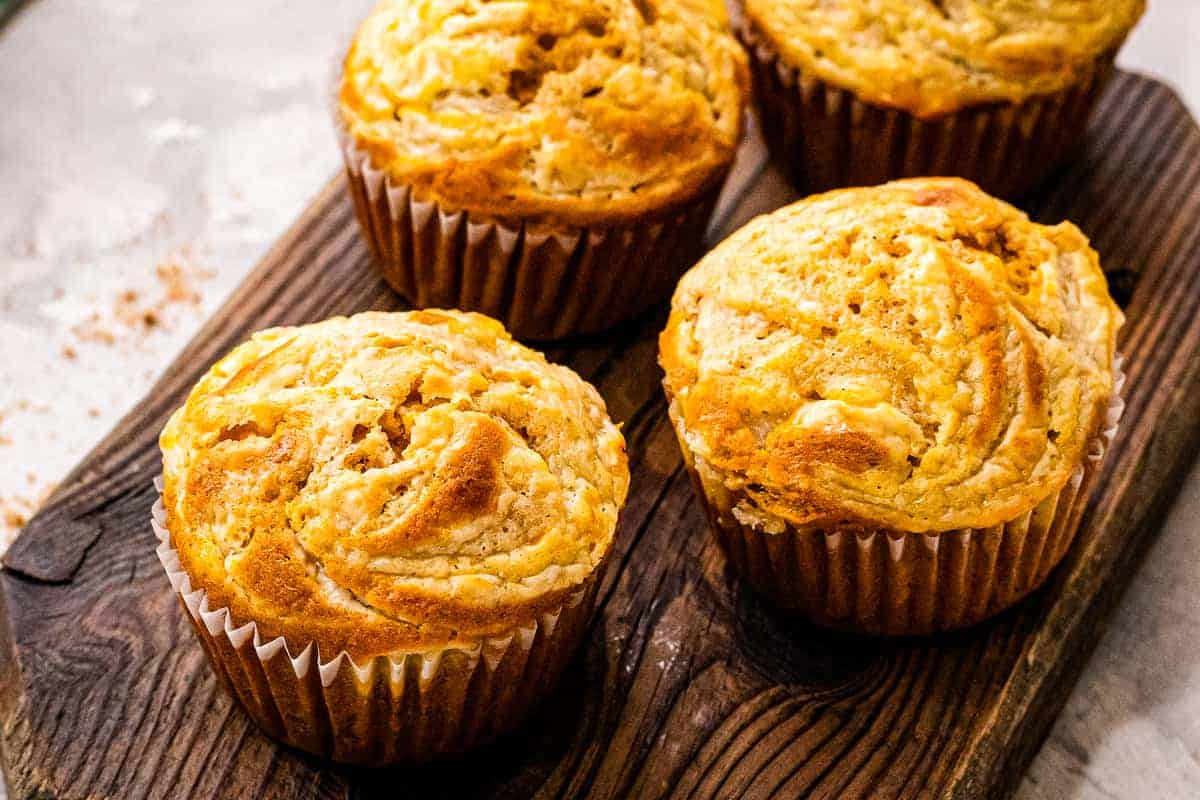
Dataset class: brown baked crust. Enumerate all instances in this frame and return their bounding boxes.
[337,0,749,227]
[660,178,1122,534]
[740,0,1143,118]
[160,310,629,661]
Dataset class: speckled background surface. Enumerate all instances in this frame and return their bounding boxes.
[1,2,1197,797]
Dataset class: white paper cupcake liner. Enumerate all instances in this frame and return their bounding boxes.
[337,137,723,341]
[677,360,1125,636]
[731,2,1119,198]
[152,478,600,764]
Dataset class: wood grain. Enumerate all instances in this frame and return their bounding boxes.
[3,72,1200,800]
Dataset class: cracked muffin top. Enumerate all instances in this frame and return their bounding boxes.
[660,178,1121,534]
[337,0,748,226]
[740,0,1143,118]
[160,310,629,660]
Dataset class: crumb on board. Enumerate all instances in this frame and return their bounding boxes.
[2,506,26,531]
[156,249,213,305]
[72,313,118,345]
[70,246,214,347]
[1,482,59,543]
[113,289,154,330]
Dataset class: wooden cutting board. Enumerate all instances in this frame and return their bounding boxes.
[3,72,1199,800]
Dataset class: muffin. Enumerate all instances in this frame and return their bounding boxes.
[659,178,1124,635]
[732,0,1144,198]
[336,0,749,340]
[155,310,629,763]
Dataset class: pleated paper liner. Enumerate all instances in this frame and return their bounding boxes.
[152,478,602,764]
[339,138,724,342]
[673,364,1126,636]
[732,4,1118,199]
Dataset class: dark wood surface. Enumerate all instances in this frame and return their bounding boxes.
[3,72,1200,800]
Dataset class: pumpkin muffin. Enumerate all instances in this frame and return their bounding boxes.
[156,310,629,763]
[733,0,1144,197]
[660,178,1124,634]
[337,0,749,339]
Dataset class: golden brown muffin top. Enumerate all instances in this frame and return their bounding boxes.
[660,178,1121,534]
[160,310,628,660]
[741,0,1144,117]
[337,0,748,226]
